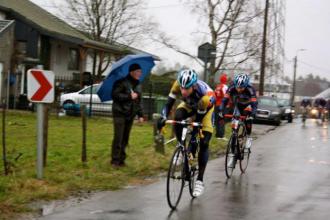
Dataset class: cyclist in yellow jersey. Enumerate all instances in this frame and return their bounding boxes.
[158,69,215,197]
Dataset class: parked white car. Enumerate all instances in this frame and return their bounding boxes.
[60,84,112,113]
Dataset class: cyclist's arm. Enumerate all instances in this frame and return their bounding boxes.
[161,81,180,118]
[161,97,175,118]
[196,93,215,122]
[248,86,258,116]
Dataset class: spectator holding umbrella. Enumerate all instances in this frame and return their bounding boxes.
[110,63,145,167]
[97,54,155,168]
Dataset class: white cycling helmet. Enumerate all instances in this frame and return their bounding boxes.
[177,69,198,89]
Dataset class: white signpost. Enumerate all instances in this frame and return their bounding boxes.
[27,69,54,179]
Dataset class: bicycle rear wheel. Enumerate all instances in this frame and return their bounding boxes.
[225,135,236,178]
[167,147,185,209]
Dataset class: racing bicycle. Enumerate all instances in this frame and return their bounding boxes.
[164,119,202,210]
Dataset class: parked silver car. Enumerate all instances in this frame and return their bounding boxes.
[60,84,112,113]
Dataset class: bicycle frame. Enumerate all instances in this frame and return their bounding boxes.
[165,119,202,158]
[166,119,202,142]
[165,119,203,209]
[223,96,252,178]
[225,114,247,159]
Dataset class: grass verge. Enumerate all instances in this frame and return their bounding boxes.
[0,110,229,219]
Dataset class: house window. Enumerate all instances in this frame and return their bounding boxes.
[16,41,27,55]
[68,48,79,70]
[0,11,6,20]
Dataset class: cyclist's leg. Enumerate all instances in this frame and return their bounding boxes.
[244,116,252,136]
[230,106,242,154]
[245,118,253,149]
[197,131,212,181]
[245,119,252,135]
[174,103,193,143]
[188,132,198,158]
[240,104,252,135]
[197,106,214,181]
[240,104,253,149]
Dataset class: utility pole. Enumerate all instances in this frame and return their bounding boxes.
[259,0,269,96]
[290,56,297,105]
[291,49,306,105]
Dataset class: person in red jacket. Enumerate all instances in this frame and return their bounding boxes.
[214,73,228,139]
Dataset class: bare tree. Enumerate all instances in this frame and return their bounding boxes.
[58,0,155,78]
[154,0,264,85]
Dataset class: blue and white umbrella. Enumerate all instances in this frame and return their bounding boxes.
[97,54,155,102]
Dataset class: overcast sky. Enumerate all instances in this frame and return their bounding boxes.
[31,0,330,80]
[285,0,330,80]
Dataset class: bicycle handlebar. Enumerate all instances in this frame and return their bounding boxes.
[165,120,202,127]
[224,114,247,120]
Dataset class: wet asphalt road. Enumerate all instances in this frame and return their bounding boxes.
[39,119,330,220]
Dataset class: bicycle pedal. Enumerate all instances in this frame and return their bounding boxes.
[188,153,197,166]
[191,162,198,168]
[184,173,191,181]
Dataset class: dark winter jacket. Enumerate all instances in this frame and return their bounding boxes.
[112,75,143,119]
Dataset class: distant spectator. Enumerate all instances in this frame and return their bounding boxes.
[314,98,326,118]
[326,99,330,110]
[214,74,228,139]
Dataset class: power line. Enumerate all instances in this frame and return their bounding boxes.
[298,60,330,73]
[37,3,191,10]
[36,4,57,8]
[142,3,192,10]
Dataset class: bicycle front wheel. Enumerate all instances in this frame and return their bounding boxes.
[166,147,185,209]
[239,146,250,173]
[239,128,250,173]
[225,136,235,178]
[189,165,198,198]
